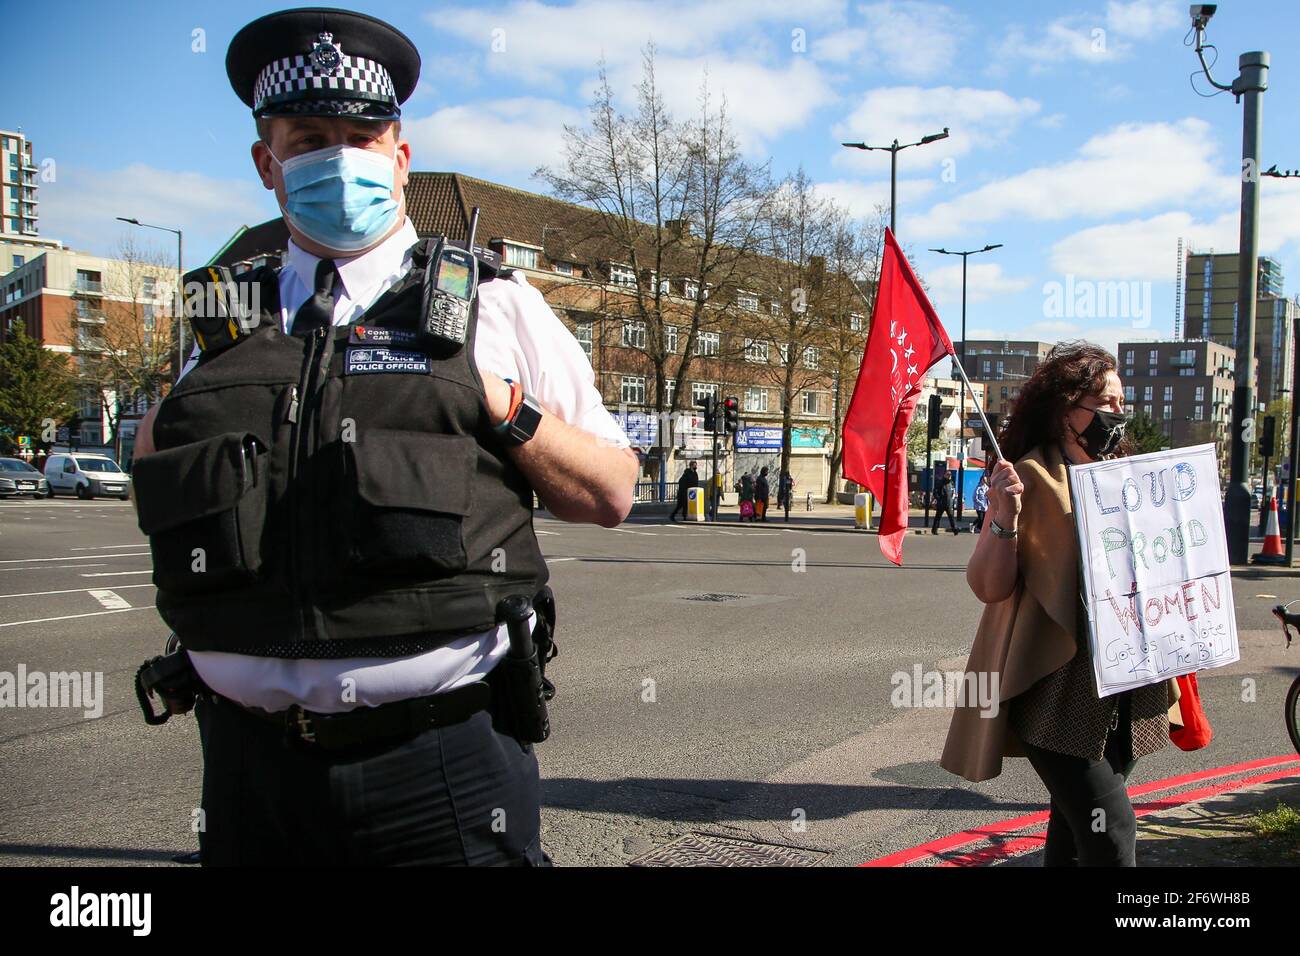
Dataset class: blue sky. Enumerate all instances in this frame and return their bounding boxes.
[12,0,1300,355]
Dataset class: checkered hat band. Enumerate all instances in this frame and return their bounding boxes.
[254,53,396,110]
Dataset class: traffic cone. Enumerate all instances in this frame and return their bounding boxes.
[1252,494,1287,565]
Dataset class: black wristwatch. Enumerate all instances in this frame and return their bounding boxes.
[496,379,543,446]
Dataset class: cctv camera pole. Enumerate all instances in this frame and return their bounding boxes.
[1227,51,1268,564]
[1190,11,1269,564]
[1288,314,1300,565]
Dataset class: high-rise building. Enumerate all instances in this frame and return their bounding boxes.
[0,130,39,239]
[954,339,1054,424]
[1117,339,1237,463]
[1183,250,1293,404]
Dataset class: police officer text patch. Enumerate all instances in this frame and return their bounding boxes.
[345,346,430,375]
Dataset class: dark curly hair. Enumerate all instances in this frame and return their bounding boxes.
[999,340,1126,463]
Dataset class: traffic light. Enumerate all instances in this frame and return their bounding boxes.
[1260,415,1276,458]
[927,393,942,441]
[723,396,740,434]
[699,395,717,432]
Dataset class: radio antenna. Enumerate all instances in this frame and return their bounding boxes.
[467,206,481,253]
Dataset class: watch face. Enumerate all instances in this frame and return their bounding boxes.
[511,399,543,442]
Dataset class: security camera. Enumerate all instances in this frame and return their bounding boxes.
[1189,4,1217,28]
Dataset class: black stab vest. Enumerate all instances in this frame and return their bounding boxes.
[133,241,549,658]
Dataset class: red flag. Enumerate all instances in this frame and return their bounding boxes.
[842,229,954,565]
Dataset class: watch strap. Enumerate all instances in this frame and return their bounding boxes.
[989,518,1018,539]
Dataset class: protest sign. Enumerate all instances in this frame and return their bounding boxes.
[1069,443,1239,697]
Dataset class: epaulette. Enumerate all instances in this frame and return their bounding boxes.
[181,263,280,355]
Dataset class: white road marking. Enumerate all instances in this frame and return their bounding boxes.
[0,584,153,599]
[608,527,657,535]
[70,544,148,551]
[0,552,148,565]
[535,530,560,536]
[80,570,152,577]
[0,564,108,572]
[547,557,577,563]
[0,606,155,628]
[88,589,132,610]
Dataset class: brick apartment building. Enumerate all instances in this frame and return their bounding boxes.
[1117,339,1237,464]
[0,244,177,455]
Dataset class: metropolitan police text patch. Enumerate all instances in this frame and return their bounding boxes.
[345,346,430,375]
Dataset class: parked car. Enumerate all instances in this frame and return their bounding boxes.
[44,453,132,500]
[0,457,50,498]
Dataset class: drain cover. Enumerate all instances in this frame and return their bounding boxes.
[629,833,827,867]
[682,593,747,603]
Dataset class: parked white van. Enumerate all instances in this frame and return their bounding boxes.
[44,454,132,500]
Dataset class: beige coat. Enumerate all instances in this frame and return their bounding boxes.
[940,444,1183,782]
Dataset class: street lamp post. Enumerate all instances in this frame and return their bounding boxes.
[840,128,949,236]
[929,243,1002,524]
[1189,6,1269,564]
[116,217,184,382]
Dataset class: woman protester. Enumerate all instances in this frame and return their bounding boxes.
[940,341,1183,867]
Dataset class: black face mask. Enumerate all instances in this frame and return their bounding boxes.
[1074,406,1127,457]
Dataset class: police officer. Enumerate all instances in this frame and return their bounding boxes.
[131,7,637,865]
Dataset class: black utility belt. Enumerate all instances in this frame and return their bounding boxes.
[227,673,500,751]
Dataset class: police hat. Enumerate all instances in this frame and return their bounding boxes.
[226,7,420,120]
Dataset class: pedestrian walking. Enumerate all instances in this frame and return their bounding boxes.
[128,6,638,867]
[942,341,1183,867]
[670,460,698,521]
[931,469,958,534]
[778,470,794,521]
[737,473,755,521]
[754,466,770,522]
[972,471,989,533]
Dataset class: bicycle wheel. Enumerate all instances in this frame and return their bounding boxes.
[1287,674,1300,756]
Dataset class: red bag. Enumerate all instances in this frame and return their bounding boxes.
[740,500,754,518]
[1169,673,1213,751]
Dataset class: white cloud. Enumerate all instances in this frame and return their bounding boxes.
[924,261,1033,309]
[603,54,836,154]
[404,98,586,179]
[1049,186,1300,281]
[37,164,273,266]
[1049,211,1231,280]
[993,0,1179,68]
[1105,0,1181,38]
[852,1,971,79]
[430,0,844,85]
[832,86,1040,171]
[816,177,936,220]
[906,118,1234,240]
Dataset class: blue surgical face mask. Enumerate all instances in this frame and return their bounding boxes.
[271,144,399,253]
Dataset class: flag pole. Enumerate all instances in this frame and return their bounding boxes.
[947,350,1004,463]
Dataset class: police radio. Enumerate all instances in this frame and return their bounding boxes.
[419,207,486,349]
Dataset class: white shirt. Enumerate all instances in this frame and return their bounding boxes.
[183,218,628,712]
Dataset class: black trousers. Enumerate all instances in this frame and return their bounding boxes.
[1019,696,1139,867]
[931,496,956,531]
[670,492,688,519]
[194,693,547,866]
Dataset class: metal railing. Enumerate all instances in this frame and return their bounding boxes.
[634,481,665,503]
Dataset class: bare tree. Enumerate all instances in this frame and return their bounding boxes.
[820,205,887,502]
[736,168,848,482]
[77,238,177,462]
[536,47,771,443]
